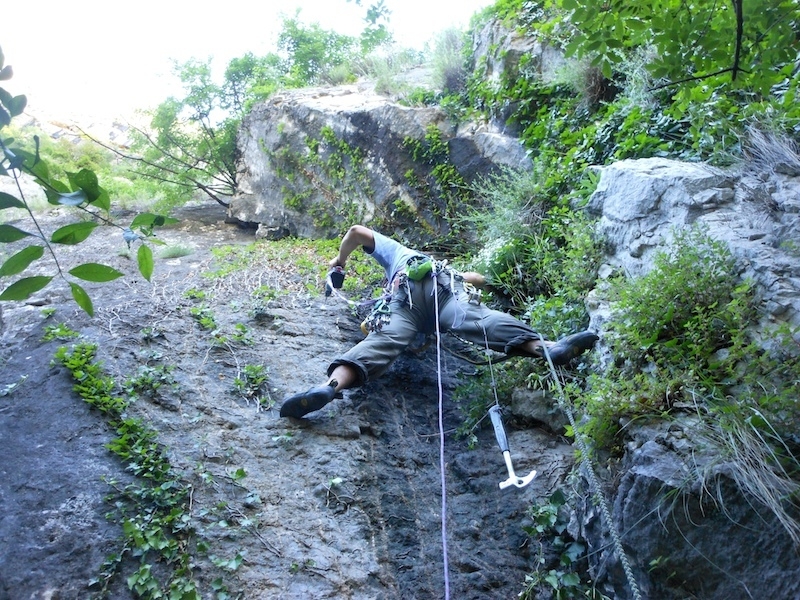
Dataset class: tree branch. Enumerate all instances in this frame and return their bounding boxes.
[731,0,744,81]
[80,129,231,207]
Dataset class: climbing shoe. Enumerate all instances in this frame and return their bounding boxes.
[279,381,340,418]
[544,331,599,366]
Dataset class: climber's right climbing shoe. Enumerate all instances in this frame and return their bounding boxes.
[279,381,339,418]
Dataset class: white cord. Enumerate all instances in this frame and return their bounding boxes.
[540,343,643,600]
[432,275,451,599]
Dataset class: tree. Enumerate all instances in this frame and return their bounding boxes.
[120,54,283,209]
[278,13,359,86]
[0,46,172,316]
[353,0,393,53]
[121,4,393,207]
[559,0,799,93]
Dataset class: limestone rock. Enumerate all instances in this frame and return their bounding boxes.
[229,83,531,245]
[582,156,800,598]
[587,157,800,331]
[573,422,800,600]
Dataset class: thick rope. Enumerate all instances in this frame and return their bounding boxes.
[540,344,643,600]
[432,274,451,599]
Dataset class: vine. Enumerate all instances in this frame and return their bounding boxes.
[54,343,211,599]
[262,125,371,231]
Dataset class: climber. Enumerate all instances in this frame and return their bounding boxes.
[280,225,598,418]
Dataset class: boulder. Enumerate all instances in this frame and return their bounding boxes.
[470,17,566,132]
[228,83,531,244]
[587,157,800,330]
[572,421,800,600]
[581,157,800,598]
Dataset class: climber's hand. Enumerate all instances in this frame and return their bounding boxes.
[325,266,345,296]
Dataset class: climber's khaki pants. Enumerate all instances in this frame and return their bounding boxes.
[328,274,540,386]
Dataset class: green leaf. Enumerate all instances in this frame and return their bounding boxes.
[561,572,581,587]
[57,190,88,206]
[0,192,24,210]
[69,262,123,282]
[67,169,101,202]
[138,244,154,281]
[0,275,52,300]
[130,212,179,229]
[0,223,31,242]
[601,59,613,79]
[0,66,12,81]
[92,187,111,212]
[51,221,99,244]
[0,245,44,277]
[70,282,94,316]
[7,94,26,117]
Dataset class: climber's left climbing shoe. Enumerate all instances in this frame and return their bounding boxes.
[545,331,599,366]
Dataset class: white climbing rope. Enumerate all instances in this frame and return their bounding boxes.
[539,343,643,600]
[432,272,451,599]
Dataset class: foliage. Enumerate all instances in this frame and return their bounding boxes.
[519,489,608,600]
[0,48,174,316]
[430,28,470,96]
[54,343,202,598]
[189,304,217,331]
[233,363,272,409]
[607,228,748,370]
[117,5,397,209]
[559,0,798,93]
[125,56,275,209]
[580,226,800,452]
[468,167,602,322]
[42,322,80,342]
[207,236,383,296]
[269,125,372,230]
[124,363,178,400]
[278,14,359,86]
[347,0,393,53]
[402,124,472,249]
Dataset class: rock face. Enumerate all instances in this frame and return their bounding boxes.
[587,157,800,329]
[582,157,800,599]
[470,17,566,132]
[229,83,531,244]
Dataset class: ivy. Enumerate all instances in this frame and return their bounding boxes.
[264,126,369,232]
[402,124,473,248]
[54,343,204,599]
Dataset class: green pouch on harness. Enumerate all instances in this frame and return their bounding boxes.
[406,256,433,281]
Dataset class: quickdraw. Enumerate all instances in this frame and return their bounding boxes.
[360,297,392,334]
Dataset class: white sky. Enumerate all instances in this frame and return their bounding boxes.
[1,0,493,122]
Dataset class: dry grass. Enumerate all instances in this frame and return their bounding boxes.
[741,125,800,176]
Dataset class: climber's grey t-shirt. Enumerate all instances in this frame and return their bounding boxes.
[367,231,427,283]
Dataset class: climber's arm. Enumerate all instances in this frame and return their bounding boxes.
[330,225,376,269]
